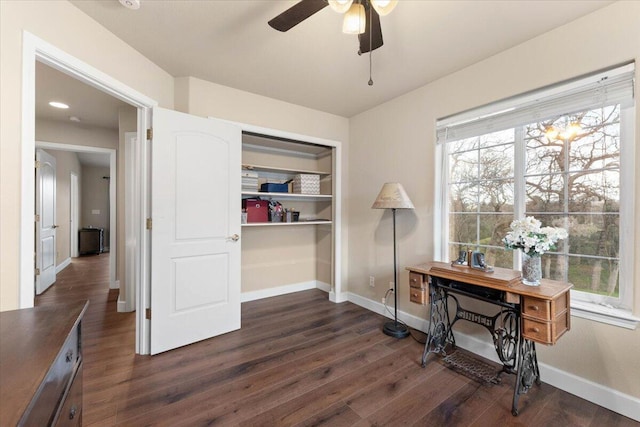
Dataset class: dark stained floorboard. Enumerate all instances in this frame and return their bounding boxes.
[34,254,639,426]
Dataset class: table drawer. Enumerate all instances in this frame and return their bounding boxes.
[410,287,428,305]
[522,310,569,345]
[522,296,551,321]
[54,363,83,427]
[409,272,427,289]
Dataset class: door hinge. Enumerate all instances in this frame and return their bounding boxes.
[35,160,41,169]
[35,214,40,222]
[146,128,153,140]
[146,308,151,319]
[146,218,152,230]
[35,268,40,276]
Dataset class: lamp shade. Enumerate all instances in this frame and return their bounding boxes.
[328,0,353,13]
[371,182,414,209]
[370,0,398,16]
[342,3,366,34]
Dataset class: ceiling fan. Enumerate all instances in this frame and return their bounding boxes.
[268,0,397,55]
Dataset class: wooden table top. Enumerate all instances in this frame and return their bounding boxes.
[407,261,572,301]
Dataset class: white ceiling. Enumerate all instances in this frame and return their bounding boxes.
[65,0,613,118]
[36,61,129,130]
[35,0,615,137]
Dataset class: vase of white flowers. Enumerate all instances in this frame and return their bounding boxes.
[503,216,568,286]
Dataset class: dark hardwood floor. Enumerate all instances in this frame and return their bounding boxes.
[36,255,638,426]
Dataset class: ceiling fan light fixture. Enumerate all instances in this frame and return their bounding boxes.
[370,0,397,16]
[342,3,366,34]
[328,0,353,14]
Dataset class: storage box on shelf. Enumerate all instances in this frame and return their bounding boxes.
[292,174,320,195]
[241,170,259,192]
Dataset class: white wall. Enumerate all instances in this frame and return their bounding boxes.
[80,166,110,236]
[348,0,640,404]
[0,0,173,310]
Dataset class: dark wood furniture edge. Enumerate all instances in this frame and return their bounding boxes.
[0,300,89,426]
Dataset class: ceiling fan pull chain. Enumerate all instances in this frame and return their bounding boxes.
[368,1,374,86]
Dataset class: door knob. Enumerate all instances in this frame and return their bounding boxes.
[228,234,240,242]
[52,224,59,229]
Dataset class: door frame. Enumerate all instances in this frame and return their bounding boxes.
[70,172,79,258]
[35,142,117,291]
[21,31,156,354]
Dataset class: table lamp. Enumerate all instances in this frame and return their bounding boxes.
[372,182,414,338]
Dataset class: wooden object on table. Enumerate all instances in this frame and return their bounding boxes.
[0,301,89,426]
[407,261,572,345]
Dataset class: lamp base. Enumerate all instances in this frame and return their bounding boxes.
[383,321,410,339]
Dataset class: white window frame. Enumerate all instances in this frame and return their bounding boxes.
[435,65,638,329]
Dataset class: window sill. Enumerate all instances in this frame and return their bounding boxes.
[571,301,639,330]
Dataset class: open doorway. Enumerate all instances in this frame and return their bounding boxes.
[22,32,156,353]
[35,60,122,305]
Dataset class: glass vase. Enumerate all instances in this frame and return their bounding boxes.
[521,251,542,286]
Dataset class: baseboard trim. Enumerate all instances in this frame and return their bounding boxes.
[241,281,323,303]
[55,257,71,274]
[346,292,640,422]
[117,293,129,312]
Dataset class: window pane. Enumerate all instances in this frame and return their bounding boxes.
[477,213,512,247]
[568,127,620,172]
[524,135,563,175]
[540,253,568,282]
[449,213,477,244]
[568,256,619,297]
[568,171,620,211]
[567,214,619,258]
[449,182,479,212]
[448,136,479,154]
[525,174,564,213]
[478,129,514,148]
[478,179,514,212]
[450,149,478,183]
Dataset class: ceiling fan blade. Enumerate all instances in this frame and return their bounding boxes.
[268,0,329,32]
[358,3,383,54]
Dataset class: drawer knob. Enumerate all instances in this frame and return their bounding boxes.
[65,349,74,363]
[410,278,417,283]
[529,305,540,311]
[69,406,77,420]
[531,327,540,333]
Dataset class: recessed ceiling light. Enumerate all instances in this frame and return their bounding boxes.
[119,0,140,10]
[49,101,69,109]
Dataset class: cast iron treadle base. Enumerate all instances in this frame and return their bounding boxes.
[443,351,501,384]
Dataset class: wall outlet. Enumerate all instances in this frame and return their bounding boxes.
[381,297,386,304]
[369,276,375,287]
[389,281,395,290]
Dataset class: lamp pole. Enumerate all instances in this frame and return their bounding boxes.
[383,207,409,338]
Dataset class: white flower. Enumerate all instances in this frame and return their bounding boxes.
[503,216,568,256]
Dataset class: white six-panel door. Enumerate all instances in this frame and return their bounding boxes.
[35,149,57,295]
[150,107,241,355]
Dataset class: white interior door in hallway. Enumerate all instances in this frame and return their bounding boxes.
[35,149,57,294]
